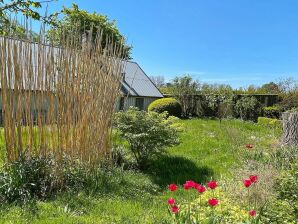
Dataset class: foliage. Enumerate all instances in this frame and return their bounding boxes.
[148,98,182,117]
[0,0,56,35]
[257,117,281,128]
[275,160,298,216]
[286,107,298,112]
[235,96,261,121]
[166,179,262,224]
[0,154,57,204]
[0,119,283,222]
[47,4,131,59]
[262,105,282,118]
[113,107,180,168]
[169,75,200,116]
[261,199,296,224]
[278,91,298,111]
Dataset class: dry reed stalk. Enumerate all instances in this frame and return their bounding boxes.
[0,26,125,165]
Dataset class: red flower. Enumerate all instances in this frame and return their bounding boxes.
[171,205,179,213]
[167,198,175,205]
[208,198,219,206]
[207,181,217,189]
[196,185,206,193]
[249,175,258,183]
[245,144,253,149]
[243,179,252,188]
[249,210,256,217]
[183,183,191,190]
[185,180,196,188]
[169,184,178,192]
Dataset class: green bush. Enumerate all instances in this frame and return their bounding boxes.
[235,96,261,121]
[148,98,182,117]
[263,105,282,118]
[0,154,57,204]
[257,117,281,128]
[113,107,180,168]
[0,154,122,204]
[287,107,298,112]
[261,199,296,224]
[275,161,298,217]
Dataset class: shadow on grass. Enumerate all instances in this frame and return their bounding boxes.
[144,155,214,187]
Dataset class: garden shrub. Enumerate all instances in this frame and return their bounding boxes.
[261,199,296,224]
[0,154,58,204]
[148,98,182,117]
[257,117,281,128]
[275,160,298,219]
[286,107,298,112]
[235,96,261,121]
[262,105,282,118]
[113,107,180,168]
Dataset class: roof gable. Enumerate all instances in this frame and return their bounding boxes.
[121,61,163,98]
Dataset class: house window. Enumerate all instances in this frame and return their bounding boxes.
[119,97,125,110]
[135,98,144,110]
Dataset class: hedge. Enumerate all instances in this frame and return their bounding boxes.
[148,98,182,117]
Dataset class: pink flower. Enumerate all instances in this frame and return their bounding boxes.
[167,198,175,205]
[171,205,179,213]
[208,198,219,206]
[196,185,206,193]
[169,184,178,192]
[207,181,217,189]
[249,210,256,217]
[249,175,258,183]
[243,179,252,188]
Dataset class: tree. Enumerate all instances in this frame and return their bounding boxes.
[0,0,54,37]
[170,75,200,116]
[47,4,132,59]
[149,75,165,87]
[260,82,280,94]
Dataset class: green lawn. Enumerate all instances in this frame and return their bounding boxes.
[0,119,281,224]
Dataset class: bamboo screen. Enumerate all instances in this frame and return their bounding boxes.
[0,31,125,164]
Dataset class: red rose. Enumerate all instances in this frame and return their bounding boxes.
[249,175,258,183]
[207,181,217,189]
[169,184,178,192]
[249,209,256,217]
[171,205,179,213]
[197,185,206,193]
[208,198,219,206]
[245,144,253,149]
[167,198,175,205]
[243,179,252,188]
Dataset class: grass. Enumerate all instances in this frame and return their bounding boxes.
[0,119,281,224]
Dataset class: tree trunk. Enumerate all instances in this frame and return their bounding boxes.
[282,112,298,146]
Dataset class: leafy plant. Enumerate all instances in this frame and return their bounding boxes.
[235,96,261,121]
[148,98,182,117]
[113,107,180,168]
[257,117,281,128]
[262,106,282,118]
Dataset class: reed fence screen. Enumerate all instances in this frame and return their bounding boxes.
[0,31,125,164]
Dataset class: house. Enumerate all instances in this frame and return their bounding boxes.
[0,37,163,126]
[117,61,163,111]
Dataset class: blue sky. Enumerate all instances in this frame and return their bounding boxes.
[34,0,298,87]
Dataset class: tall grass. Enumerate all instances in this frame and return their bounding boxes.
[0,24,125,164]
